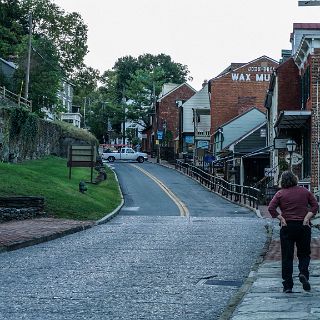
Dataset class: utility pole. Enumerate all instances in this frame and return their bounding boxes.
[122,95,126,145]
[24,12,32,100]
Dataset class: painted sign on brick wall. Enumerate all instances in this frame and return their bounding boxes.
[231,65,276,82]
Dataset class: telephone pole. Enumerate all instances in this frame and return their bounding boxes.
[24,12,32,100]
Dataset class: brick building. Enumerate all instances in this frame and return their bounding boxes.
[208,56,279,137]
[152,83,196,156]
[266,23,320,193]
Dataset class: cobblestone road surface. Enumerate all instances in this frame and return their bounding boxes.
[0,215,266,320]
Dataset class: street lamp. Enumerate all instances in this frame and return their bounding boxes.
[286,139,297,170]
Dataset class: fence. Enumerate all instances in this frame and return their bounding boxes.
[0,86,32,110]
[175,160,261,210]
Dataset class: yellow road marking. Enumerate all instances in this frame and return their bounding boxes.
[131,164,189,217]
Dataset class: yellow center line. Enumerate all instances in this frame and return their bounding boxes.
[131,164,189,217]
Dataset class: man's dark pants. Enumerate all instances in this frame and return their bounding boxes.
[280,221,311,290]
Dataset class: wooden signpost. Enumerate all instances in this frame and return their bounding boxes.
[67,145,96,181]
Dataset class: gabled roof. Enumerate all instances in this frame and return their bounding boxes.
[180,84,210,109]
[215,107,264,133]
[216,63,246,77]
[157,82,196,102]
[225,121,266,150]
[0,58,17,69]
[211,55,279,81]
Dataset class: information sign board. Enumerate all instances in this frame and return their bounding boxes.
[67,145,96,180]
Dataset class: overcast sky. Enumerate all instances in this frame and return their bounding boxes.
[54,0,320,90]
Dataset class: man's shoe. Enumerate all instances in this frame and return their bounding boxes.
[299,274,311,291]
[283,288,292,293]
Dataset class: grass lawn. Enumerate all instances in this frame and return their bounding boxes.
[0,156,122,221]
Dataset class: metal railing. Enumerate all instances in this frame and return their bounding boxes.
[175,160,260,210]
[0,86,32,110]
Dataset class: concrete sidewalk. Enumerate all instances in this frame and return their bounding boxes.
[227,221,320,320]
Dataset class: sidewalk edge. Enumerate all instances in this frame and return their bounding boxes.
[0,223,94,254]
[96,167,124,225]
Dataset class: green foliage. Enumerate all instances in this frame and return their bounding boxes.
[72,64,101,110]
[56,120,98,145]
[163,130,173,146]
[0,0,27,59]
[8,108,40,146]
[0,156,122,220]
[14,35,63,113]
[8,107,29,136]
[1,0,89,107]
[101,53,191,129]
[20,0,88,75]
[20,112,38,143]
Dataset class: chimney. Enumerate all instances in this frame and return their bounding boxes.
[202,79,208,88]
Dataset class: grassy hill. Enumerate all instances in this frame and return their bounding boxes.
[0,156,122,221]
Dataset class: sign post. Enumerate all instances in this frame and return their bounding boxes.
[67,145,96,181]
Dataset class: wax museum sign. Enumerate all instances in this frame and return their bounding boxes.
[231,65,276,82]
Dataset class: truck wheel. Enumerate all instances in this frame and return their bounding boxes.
[137,156,144,163]
[108,156,115,162]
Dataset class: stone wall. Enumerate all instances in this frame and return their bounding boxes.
[0,107,97,162]
[0,196,45,222]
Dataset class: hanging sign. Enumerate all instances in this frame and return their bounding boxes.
[285,152,303,165]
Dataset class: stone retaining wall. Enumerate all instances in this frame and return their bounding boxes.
[0,196,45,222]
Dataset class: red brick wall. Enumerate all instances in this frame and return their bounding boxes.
[210,57,279,134]
[156,84,196,142]
[277,58,301,111]
[310,54,320,190]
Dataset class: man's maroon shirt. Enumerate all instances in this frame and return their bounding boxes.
[268,186,318,220]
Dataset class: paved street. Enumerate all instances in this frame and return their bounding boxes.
[0,161,267,319]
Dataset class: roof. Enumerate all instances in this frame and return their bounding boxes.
[215,107,264,132]
[293,23,320,30]
[157,82,196,102]
[0,58,17,69]
[210,55,279,81]
[216,63,246,77]
[226,121,266,150]
[274,110,311,129]
[159,83,180,97]
[180,84,210,109]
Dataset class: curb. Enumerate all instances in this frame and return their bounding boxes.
[0,223,94,254]
[0,167,124,254]
[96,168,124,225]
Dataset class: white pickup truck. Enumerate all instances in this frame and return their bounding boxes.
[102,147,148,163]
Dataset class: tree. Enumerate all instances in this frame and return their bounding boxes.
[101,53,190,128]
[72,64,101,108]
[0,0,27,59]
[20,0,88,75]
[14,34,63,114]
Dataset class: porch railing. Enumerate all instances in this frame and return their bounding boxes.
[175,160,260,210]
[0,86,32,110]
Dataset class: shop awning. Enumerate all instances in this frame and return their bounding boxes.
[274,110,311,129]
